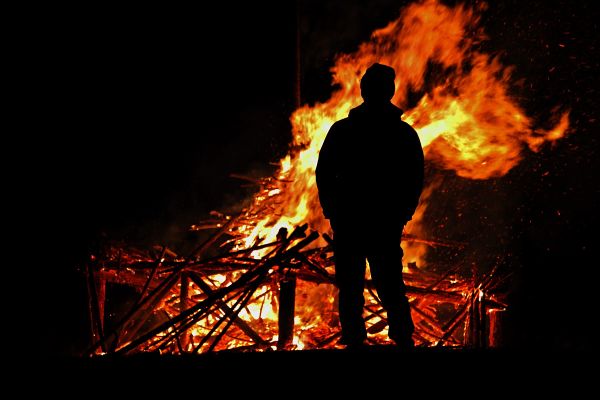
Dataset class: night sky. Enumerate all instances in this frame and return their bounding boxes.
[31,0,598,357]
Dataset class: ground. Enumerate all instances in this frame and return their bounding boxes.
[33,347,593,394]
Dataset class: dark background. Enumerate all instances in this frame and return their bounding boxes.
[27,0,598,357]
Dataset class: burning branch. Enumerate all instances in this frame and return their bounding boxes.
[85,213,507,355]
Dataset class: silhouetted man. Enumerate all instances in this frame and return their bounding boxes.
[316,63,424,348]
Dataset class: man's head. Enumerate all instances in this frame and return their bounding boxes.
[360,63,396,104]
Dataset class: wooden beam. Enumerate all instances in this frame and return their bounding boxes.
[277,274,296,349]
[188,272,267,346]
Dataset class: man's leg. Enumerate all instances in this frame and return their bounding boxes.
[333,227,367,345]
[367,232,414,346]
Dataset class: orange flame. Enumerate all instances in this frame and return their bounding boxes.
[132,1,565,352]
[244,0,568,265]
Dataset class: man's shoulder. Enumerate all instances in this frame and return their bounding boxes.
[328,117,353,136]
[399,120,419,136]
[331,117,351,129]
[398,119,415,130]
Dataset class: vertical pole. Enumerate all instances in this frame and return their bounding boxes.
[86,264,98,347]
[86,263,106,353]
[180,272,189,312]
[478,291,486,347]
[487,308,503,347]
[277,274,297,349]
[467,265,483,348]
[471,290,482,348]
[179,272,189,352]
[96,274,106,335]
[294,0,302,109]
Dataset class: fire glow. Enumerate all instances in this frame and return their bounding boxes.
[87,0,568,355]
[242,0,568,266]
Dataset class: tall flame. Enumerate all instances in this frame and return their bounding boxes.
[244,0,568,265]
[98,1,571,353]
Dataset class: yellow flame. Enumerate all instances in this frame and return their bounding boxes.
[164,1,569,353]
[241,0,568,268]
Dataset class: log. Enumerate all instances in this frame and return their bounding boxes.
[199,238,284,262]
[425,265,463,291]
[137,246,166,305]
[85,263,106,353]
[97,270,161,290]
[88,256,182,354]
[277,274,297,349]
[188,272,267,345]
[284,230,319,254]
[191,273,266,353]
[163,243,301,352]
[437,294,472,346]
[95,271,106,337]
[180,273,189,312]
[206,278,265,352]
[316,331,341,348]
[115,253,279,355]
[487,308,504,347]
[117,272,180,349]
[367,319,388,334]
[410,303,443,333]
[87,215,503,354]
[294,253,335,283]
[179,272,190,351]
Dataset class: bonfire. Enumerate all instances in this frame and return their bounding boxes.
[85,0,568,355]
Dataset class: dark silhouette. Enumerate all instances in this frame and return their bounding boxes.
[316,63,424,348]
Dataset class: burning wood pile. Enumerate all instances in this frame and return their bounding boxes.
[85,175,508,356]
[85,0,567,356]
